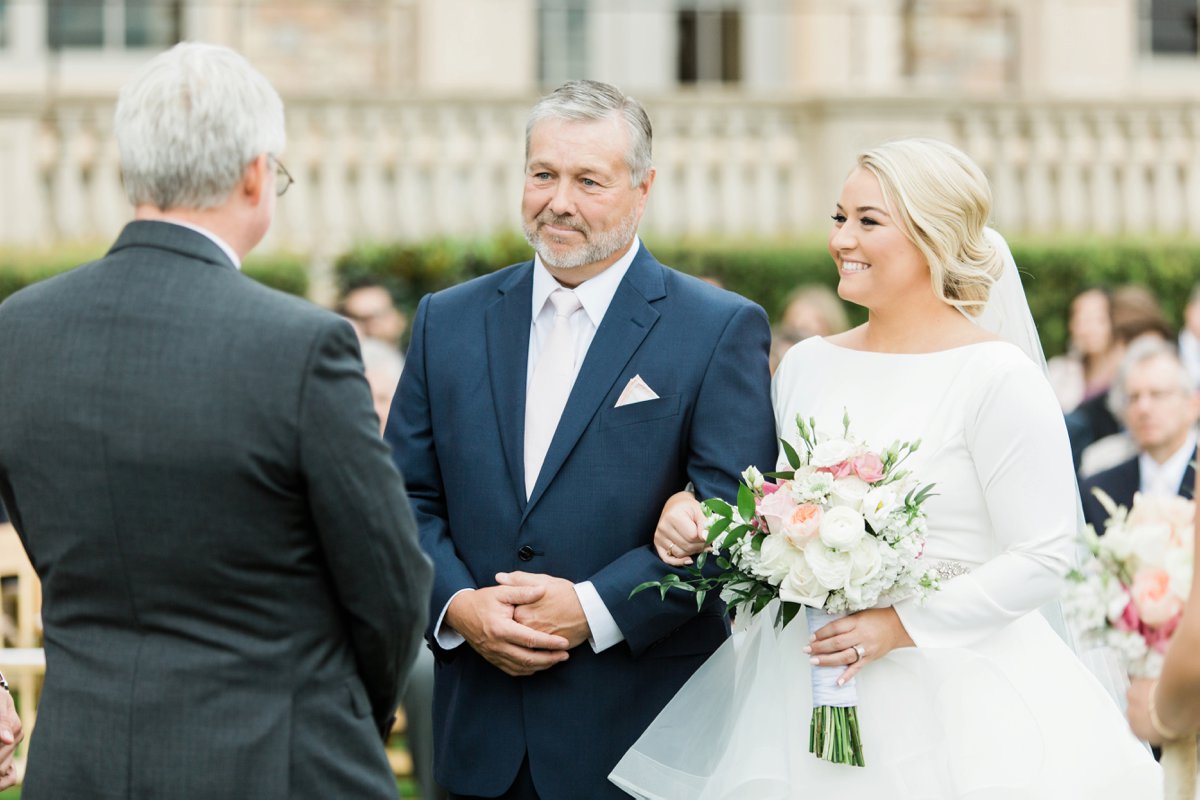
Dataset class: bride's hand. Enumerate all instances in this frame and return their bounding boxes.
[804,607,915,685]
[653,491,708,567]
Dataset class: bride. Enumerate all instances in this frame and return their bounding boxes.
[608,138,1161,798]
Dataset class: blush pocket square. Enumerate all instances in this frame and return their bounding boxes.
[615,375,660,407]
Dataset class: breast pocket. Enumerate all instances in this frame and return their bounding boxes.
[600,394,681,429]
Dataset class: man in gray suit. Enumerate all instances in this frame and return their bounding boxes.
[0,43,431,798]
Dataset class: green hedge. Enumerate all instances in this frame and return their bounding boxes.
[335,233,1200,356]
[0,246,309,303]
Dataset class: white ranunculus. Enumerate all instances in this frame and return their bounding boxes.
[810,438,858,468]
[805,539,853,590]
[780,557,829,608]
[829,475,870,509]
[819,506,866,550]
[848,536,883,583]
[1165,545,1194,601]
[754,533,800,585]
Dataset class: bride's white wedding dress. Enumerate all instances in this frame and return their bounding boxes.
[610,336,1161,799]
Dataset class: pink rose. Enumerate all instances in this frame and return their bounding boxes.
[761,481,784,497]
[1131,568,1185,627]
[757,487,799,536]
[1113,598,1140,633]
[817,461,855,480]
[1145,613,1183,654]
[851,453,885,483]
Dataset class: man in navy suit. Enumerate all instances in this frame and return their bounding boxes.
[1082,338,1198,532]
[386,80,777,799]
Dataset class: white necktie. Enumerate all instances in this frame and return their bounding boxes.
[524,289,583,497]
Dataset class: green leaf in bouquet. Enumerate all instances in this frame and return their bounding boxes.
[750,532,768,552]
[705,516,732,545]
[629,580,664,599]
[776,600,802,628]
[737,483,757,525]
[779,438,802,470]
[696,551,708,569]
[842,407,851,437]
[703,497,734,518]
[716,556,732,569]
[695,589,707,610]
[763,470,795,480]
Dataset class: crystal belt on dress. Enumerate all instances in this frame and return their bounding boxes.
[931,560,971,580]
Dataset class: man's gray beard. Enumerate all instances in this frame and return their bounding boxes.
[523,210,638,270]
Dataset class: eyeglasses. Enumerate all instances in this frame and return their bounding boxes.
[269,155,294,197]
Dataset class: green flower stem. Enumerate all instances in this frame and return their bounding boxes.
[809,705,865,767]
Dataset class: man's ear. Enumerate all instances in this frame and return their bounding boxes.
[242,153,270,205]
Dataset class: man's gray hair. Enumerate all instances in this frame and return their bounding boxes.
[525,79,653,187]
[1110,336,1191,418]
[114,42,286,210]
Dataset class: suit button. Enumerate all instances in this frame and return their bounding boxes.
[517,545,535,562]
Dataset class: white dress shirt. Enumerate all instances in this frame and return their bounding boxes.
[435,238,641,653]
[1138,430,1197,497]
[159,219,242,270]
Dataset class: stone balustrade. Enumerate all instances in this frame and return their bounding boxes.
[3,93,1200,259]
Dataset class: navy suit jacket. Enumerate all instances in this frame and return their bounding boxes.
[1080,451,1197,532]
[385,246,777,798]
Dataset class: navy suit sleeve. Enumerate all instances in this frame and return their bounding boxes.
[298,318,433,734]
[385,295,477,649]
[588,301,778,655]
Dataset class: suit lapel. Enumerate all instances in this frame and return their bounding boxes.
[485,265,535,510]
[523,251,666,518]
[1179,448,1197,499]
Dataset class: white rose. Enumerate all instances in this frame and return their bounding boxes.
[805,539,853,590]
[1100,525,1137,563]
[1131,522,1172,568]
[819,506,866,550]
[829,476,870,509]
[1165,545,1193,601]
[810,438,857,468]
[754,533,800,584]
[780,557,829,608]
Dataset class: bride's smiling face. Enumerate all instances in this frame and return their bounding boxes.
[828,167,932,313]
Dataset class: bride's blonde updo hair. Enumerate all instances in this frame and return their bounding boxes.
[857,138,1004,316]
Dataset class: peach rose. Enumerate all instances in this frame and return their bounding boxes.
[782,504,823,548]
[1131,567,1185,627]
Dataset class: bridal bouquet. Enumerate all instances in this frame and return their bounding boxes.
[633,411,939,767]
[1066,489,1196,797]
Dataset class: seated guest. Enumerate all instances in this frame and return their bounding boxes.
[1081,338,1199,532]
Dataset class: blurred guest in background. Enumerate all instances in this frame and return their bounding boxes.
[1080,338,1198,532]
[1047,288,1119,413]
[1067,284,1175,476]
[779,283,850,339]
[1179,283,1200,390]
[340,282,409,352]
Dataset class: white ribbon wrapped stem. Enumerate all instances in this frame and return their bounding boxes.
[806,607,858,707]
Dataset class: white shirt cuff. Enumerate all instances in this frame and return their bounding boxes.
[574,581,625,653]
[433,588,474,650]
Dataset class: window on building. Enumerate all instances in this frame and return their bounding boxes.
[538,0,589,86]
[1143,0,1200,55]
[48,0,182,50]
[677,6,741,84]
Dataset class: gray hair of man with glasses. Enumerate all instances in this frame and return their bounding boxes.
[525,79,653,187]
[115,42,286,210]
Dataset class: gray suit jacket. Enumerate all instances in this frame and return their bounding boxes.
[0,221,431,799]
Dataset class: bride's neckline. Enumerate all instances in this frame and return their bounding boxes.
[814,335,1011,357]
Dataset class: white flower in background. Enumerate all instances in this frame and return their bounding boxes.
[861,485,899,531]
[819,506,866,550]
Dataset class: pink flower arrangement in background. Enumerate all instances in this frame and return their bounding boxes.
[1066,490,1194,676]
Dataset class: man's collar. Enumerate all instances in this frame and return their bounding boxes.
[531,237,641,326]
[1140,429,1198,484]
[154,219,242,270]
